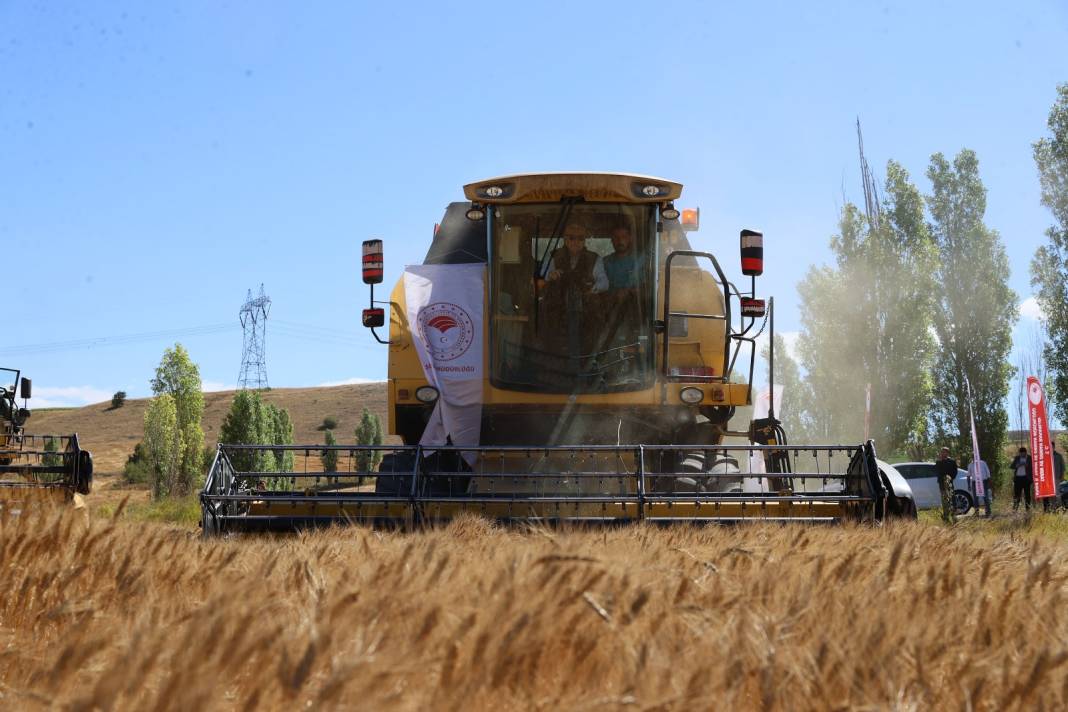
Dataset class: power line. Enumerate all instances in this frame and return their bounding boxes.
[0,323,237,357]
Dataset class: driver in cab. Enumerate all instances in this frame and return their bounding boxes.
[544,223,608,294]
[540,222,607,358]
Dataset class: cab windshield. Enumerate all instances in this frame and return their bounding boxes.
[490,202,656,392]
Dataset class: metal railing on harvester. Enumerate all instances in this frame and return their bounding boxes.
[0,433,92,496]
[200,441,888,534]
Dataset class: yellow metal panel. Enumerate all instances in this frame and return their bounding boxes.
[464,173,683,203]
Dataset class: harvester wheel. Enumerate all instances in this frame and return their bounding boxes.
[679,451,741,494]
[75,450,93,495]
[201,507,222,538]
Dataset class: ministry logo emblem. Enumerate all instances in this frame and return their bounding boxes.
[418,302,475,362]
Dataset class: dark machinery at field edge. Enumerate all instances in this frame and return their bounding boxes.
[1,368,92,509]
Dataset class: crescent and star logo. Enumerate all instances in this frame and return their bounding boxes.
[1028,381,1044,406]
[417,302,474,362]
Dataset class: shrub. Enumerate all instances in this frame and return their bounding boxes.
[319,416,338,431]
[123,442,153,485]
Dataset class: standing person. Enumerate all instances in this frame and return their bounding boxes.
[1049,441,1065,512]
[968,457,993,517]
[934,447,958,524]
[1010,447,1033,512]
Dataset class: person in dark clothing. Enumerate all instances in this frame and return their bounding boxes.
[1048,441,1065,512]
[1010,447,1033,512]
[934,447,958,523]
[542,222,607,360]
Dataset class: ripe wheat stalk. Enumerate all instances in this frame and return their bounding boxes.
[1,507,1067,710]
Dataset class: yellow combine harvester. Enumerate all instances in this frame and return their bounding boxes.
[1,368,93,513]
[201,173,916,533]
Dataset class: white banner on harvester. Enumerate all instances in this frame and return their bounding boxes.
[403,264,485,457]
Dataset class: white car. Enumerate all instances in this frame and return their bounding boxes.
[890,461,975,513]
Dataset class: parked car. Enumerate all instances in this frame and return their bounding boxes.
[890,462,974,513]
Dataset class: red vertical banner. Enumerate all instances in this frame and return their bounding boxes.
[1027,377,1057,499]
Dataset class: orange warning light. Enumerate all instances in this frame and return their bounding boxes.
[681,207,700,232]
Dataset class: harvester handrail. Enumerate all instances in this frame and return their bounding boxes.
[662,249,733,382]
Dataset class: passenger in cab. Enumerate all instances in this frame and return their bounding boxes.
[603,222,641,292]
[599,222,643,353]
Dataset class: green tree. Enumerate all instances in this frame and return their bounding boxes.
[219,389,261,471]
[110,391,126,409]
[1031,83,1068,422]
[150,344,205,494]
[144,393,181,498]
[218,390,294,488]
[266,404,294,473]
[322,430,338,473]
[796,161,937,453]
[354,408,383,472]
[926,149,1017,481]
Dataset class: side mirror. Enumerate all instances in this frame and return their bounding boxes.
[19,377,31,400]
[740,229,763,277]
[362,239,383,284]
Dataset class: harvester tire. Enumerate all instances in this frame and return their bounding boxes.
[678,451,741,494]
[886,495,917,520]
[75,450,93,495]
[201,507,222,538]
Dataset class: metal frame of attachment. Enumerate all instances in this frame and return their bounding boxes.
[200,441,887,534]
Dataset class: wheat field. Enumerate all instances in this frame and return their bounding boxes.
[2,507,1067,711]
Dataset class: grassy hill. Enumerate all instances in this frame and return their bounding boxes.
[24,383,389,477]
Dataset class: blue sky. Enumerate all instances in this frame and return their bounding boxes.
[2,1,1066,419]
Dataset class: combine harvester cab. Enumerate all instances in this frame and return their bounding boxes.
[201,173,916,534]
[1,369,93,514]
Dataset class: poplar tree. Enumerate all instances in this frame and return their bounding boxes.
[1031,83,1068,421]
[322,430,338,473]
[796,161,936,454]
[926,149,1016,477]
[144,393,180,498]
[150,344,205,494]
[218,390,295,488]
[354,408,383,472]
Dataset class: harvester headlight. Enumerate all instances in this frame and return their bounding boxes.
[680,387,704,404]
[641,184,661,197]
[415,386,439,403]
[484,185,504,198]
[661,203,680,220]
[466,205,486,221]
